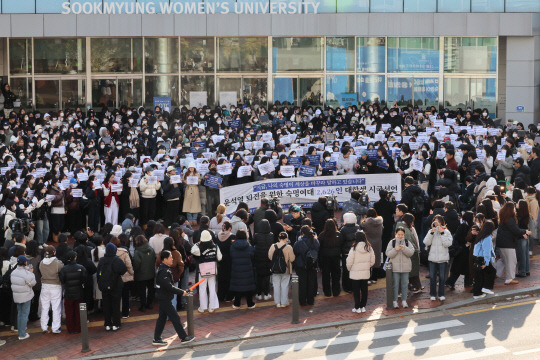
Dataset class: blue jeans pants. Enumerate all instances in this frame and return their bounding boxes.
[429,262,448,297]
[17,300,31,338]
[392,272,409,302]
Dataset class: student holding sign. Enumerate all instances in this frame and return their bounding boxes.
[48,178,66,243]
[119,171,140,223]
[140,166,161,227]
[162,166,183,227]
[31,183,50,245]
[183,163,202,225]
[102,172,122,225]
[64,178,84,234]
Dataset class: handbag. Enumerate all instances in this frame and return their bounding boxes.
[199,261,217,276]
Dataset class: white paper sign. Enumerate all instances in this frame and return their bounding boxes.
[190,91,207,109]
[412,159,423,172]
[219,91,237,108]
[46,194,56,202]
[77,173,88,181]
[217,164,232,176]
[111,184,123,192]
[496,151,507,161]
[147,176,158,185]
[129,178,139,187]
[280,165,295,177]
[237,165,252,178]
[258,161,275,175]
[197,163,209,175]
[186,176,199,185]
[71,189,83,198]
[170,175,182,184]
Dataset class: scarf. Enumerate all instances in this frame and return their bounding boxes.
[129,186,140,209]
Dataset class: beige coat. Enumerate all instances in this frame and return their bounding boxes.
[139,175,161,198]
[346,244,375,280]
[526,194,539,223]
[183,174,201,213]
[117,247,134,283]
[385,237,414,273]
[268,242,295,274]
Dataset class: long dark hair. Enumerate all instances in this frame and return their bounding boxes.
[402,213,415,228]
[319,218,338,246]
[516,199,530,228]
[352,230,371,252]
[476,220,495,244]
[499,202,516,226]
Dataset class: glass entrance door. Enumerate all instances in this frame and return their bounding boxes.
[92,78,142,110]
[218,77,268,107]
[273,77,322,106]
[35,78,86,112]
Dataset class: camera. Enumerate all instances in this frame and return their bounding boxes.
[431,220,440,229]
[326,194,339,214]
[358,190,370,207]
[388,191,396,203]
[268,196,280,212]
[9,218,33,236]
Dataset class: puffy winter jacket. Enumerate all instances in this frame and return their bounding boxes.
[423,228,453,263]
[11,265,36,303]
[59,261,87,300]
[97,254,127,296]
[229,239,255,292]
[340,224,361,256]
[252,220,274,277]
[117,247,134,283]
[133,243,157,281]
[385,237,414,273]
[310,201,331,235]
[139,175,161,198]
[337,155,357,175]
[346,244,375,280]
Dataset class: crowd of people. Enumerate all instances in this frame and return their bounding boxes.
[0,88,539,346]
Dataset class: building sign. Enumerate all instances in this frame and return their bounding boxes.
[339,93,357,107]
[516,105,525,112]
[61,1,321,15]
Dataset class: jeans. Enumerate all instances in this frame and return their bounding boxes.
[320,255,341,297]
[16,300,31,338]
[272,273,290,306]
[429,262,448,297]
[187,213,198,222]
[171,282,179,310]
[516,238,530,276]
[392,272,409,302]
[154,299,188,341]
[35,217,50,245]
[180,269,189,306]
[352,279,368,309]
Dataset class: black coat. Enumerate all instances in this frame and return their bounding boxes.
[496,218,526,249]
[401,185,424,214]
[59,261,87,300]
[265,209,284,243]
[311,201,331,235]
[318,231,344,258]
[161,175,183,201]
[339,224,361,256]
[97,254,128,296]
[444,209,460,235]
[229,239,255,292]
[529,157,540,185]
[155,263,184,301]
[450,222,471,276]
[252,220,274,277]
[374,198,396,242]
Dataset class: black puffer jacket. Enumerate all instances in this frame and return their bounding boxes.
[161,175,183,201]
[311,199,331,235]
[97,251,128,296]
[318,230,344,258]
[59,261,87,300]
[265,209,284,243]
[443,209,460,235]
[340,223,361,256]
[252,220,274,277]
[497,218,526,249]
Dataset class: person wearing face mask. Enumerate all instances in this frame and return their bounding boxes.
[183,163,202,225]
[64,178,84,235]
[31,183,50,245]
[102,172,121,225]
[139,166,161,227]
[204,161,223,219]
[386,227,415,309]
[48,178,65,243]
[161,166,183,227]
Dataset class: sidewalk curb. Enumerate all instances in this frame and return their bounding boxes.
[74,285,540,360]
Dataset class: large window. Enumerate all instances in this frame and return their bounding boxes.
[180,38,214,73]
[357,75,386,105]
[337,0,369,12]
[181,76,215,106]
[34,39,86,74]
[387,37,439,73]
[326,37,355,72]
[404,0,436,12]
[438,0,470,12]
[145,76,179,108]
[218,37,268,73]
[357,37,386,73]
[272,37,323,72]
[91,38,142,73]
[444,37,497,73]
[9,39,31,75]
[9,78,32,108]
[443,77,496,117]
[471,0,504,12]
[326,75,355,108]
[371,0,404,12]
[144,38,179,74]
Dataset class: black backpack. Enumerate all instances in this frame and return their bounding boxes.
[411,193,427,215]
[271,244,287,274]
[305,241,319,270]
[97,260,116,292]
[1,264,14,291]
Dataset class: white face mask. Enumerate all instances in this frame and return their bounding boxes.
[483,112,488,117]
[384,110,388,114]
[127,111,132,115]
[272,155,278,159]
[217,120,222,125]
[325,157,331,162]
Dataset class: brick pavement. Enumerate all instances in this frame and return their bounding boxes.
[1,253,539,360]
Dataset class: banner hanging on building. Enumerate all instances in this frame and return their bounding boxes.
[219,173,401,215]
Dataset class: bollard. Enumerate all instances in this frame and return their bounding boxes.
[79,303,91,353]
[291,275,299,324]
[186,292,195,337]
[385,262,394,310]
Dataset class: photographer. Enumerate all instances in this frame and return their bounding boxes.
[253,197,283,224]
[341,190,369,225]
[283,205,305,245]
[374,189,397,258]
[311,197,331,235]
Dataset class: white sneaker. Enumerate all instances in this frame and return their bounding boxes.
[439,296,446,301]
[392,301,399,308]
[352,308,358,313]
[208,308,215,313]
[530,251,533,256]
[105,326,111,331]
[255,295,262,300]
[402,301,408,308]
[264,294,272,301]
[18,333,30,340]
[360,307,366,313]
[482,288,494,295]
[112,326,119,331]
[197,307,206,313]
[473,294,487,299]
[430,296,436,301]
[276,304,282,308]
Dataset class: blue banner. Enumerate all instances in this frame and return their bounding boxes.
[153,97,171,113]
[339,93,357,107]
[288,156,302,169]
[229,119,241,129]
[307,154,321,166]
[377,159,388,169]
[299,166,317,177]
[205,175,223,189]
[193,141,206,148]
[321,161,337,171]
[367,149,378,160]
